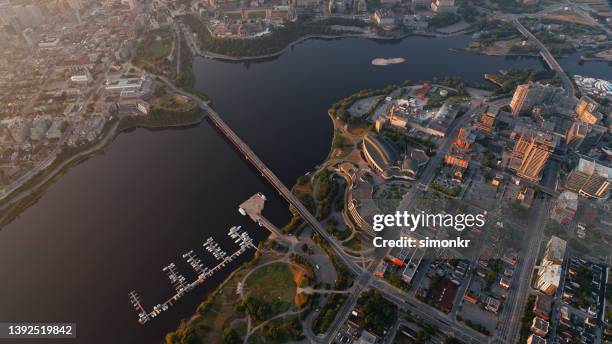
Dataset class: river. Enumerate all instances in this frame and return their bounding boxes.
[0,34,609,344]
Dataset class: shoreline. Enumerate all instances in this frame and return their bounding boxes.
[188,31,464,62]
[0,111,206,228]
[191,29,605,64]
[452,46,611,63]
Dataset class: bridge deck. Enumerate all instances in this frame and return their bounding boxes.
[206,110,361,275]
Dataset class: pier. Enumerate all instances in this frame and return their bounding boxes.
[206,109,360,275]
[158,73,359,274]
[239,193,297,245]
[128,226,256,325]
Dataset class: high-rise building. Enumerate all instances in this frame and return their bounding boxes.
[565,158,611,199]
[565,120,587,144]
[509,130,556,182]
[509,82,563,116]
[575,96,601,125]
[535,236,566,295]
[454,127,472,149]
[543,235,566,265]
[473,111,496,133]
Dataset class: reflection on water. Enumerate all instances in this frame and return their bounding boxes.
[0,34,609,344]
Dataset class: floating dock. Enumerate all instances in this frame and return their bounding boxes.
[128,225,255,324]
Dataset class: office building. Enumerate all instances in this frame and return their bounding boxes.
[104,73,153,98]
[535,236,566,295]
[509,130,556,182]
[565,158,611,199]
[509,82,563,116]
[543,236,566,266]
[575,96,601,125]
[362,134,399,174]
[565,120,587,144]
[550,191,578,225]
[474,111,496,133]
[536,264,562,295]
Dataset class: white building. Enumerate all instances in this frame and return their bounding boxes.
[535,236,566,295]
[535,264,562,295]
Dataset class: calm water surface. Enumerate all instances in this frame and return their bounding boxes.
[0,35,609,344]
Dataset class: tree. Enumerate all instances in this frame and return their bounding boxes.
[223,328,242,344]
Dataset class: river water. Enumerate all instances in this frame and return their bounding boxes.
[0,35,609,344]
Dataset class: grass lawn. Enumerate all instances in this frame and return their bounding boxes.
[153,95,197,112]
[249,315,303,343]
[343,235,362,251]
[166,263,251,344]
[133,28,176,80]
[136,28,173,65]
[167,256,308,344]
[245,262,298,310]
[545,11,594,26]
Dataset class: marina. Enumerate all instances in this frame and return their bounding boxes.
[2,34,611,343]
[128,225,256,325]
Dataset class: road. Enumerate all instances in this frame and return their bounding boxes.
[512,19,577,99]
[467,159,559,197]
[158,76,364,279]
[494,160,559,343]
[157,75,542,344]
[324,101,485,343]
[373,278,487,344]
[493,196,550,344]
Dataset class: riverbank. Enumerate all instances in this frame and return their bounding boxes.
[189,29,495,62]
[194,33,398,62]
[180,13,483,62]
[454,46,612,63]
[0,107,206,228]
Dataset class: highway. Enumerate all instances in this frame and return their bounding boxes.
[513,19,577,99]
